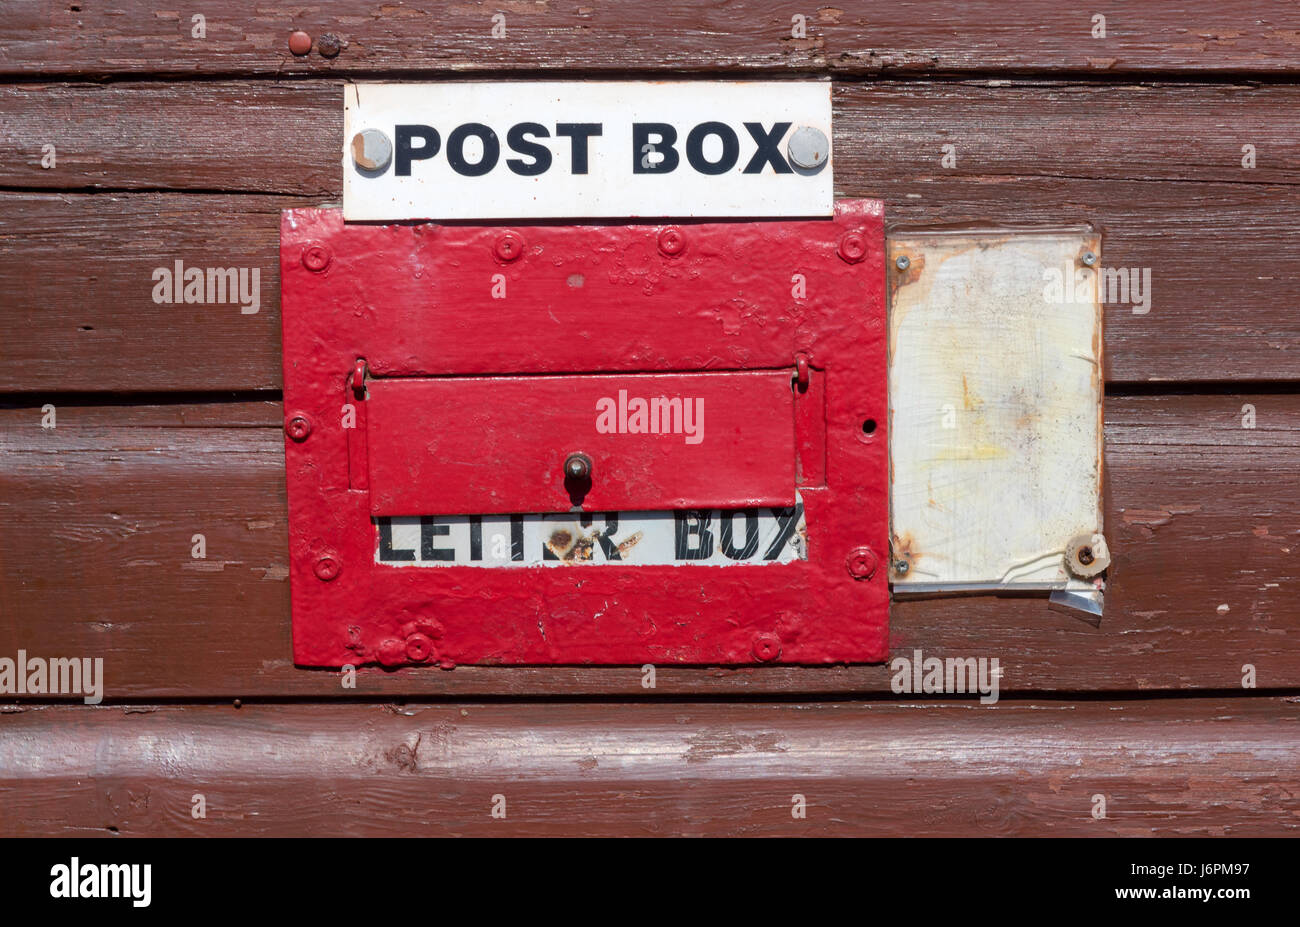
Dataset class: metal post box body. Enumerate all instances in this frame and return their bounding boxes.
[280,202,888,668]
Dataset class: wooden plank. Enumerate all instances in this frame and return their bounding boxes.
[5,80,1298,194]
[2,698,1296,836]
[3,182,1295,389]
[1,395,1295,698]
[0,192,291,393]
[2,2,1299,78]
[3,80,1296,388]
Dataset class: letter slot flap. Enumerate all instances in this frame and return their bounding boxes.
[366,371,797,516]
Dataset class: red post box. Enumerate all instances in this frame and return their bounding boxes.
[280,201,888,667]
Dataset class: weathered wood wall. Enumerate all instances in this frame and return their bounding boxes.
[1,1,1297,836]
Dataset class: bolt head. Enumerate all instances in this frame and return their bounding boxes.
[301,242,331,272]
[405,633,435,663]
[894,560,910,576]
[846,546,878,580]
[838,231,868,264]
[285,414,312,442]
[1081,251,1098,267]
[313,553,340,582]
[494,231,525,263]
[564,452,592,480]
[786,126,831,172]
[895,255,911,271]
[657,227,686,257]
[288,31,312,56]
[351,129,392,174]
[1077,546,1095,565]
[752,632,782,662]
[318,33,343,58]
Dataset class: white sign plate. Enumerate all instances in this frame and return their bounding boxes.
[375,501,808,568]
[342,81,833,221]
[888,228,1104,595]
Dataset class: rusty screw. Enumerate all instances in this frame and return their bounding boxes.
[658,227,686,257]
[317,33,343,58]
[1081,251,1098,267]
[285,414,312,442]
[894,560,910,576]
[752,632,782,662]
[494,231,524,263]
[564,452,593,481]
[1077,546,1095,566]
[288,31,312,56]
[895,255,911,271]
[313,553,340,582]
[301,242,331,272]
[838,231,867,264]
[845,546,878,580]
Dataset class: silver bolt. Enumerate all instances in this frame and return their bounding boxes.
[894,560,910,575]
[564,452,592,480]
[786,126,830,171]
[1081,251,1098,267]
[351,129,393,174]
[895,255,911,271]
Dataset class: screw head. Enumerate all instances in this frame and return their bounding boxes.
[564,452,592,480]
[301,242,331,272]
[894,560,911,576]
[752,632,782,662]
[658,227,686,257]
[285,414,312,442]
[846,546,879,580]
[895,255,911,271]
[405,633,435,663]
[317,33,343,58]
[313,553,340,582]
[288,31,312,56]
[838,231,868,264]
[1081,251,1098,267]
[1077,546,1095,565]
[493,231,524,263]
[786,126,831,171]
[350,129,392,174]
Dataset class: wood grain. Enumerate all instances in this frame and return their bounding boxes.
[2,2,1299,78]
[1,395,1295,698]
[2,698,1296,836]
[6,80,1297,194]
[3,82,1299,388]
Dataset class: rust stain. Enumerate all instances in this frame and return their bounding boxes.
[569,535,595,561]
[890,531,921,576]
[616,531,644,556]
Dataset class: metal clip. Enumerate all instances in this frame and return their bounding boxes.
[794,353,810,390]
[350,358,367,397]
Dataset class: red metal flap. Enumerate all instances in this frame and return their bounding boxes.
[366,371,796,516]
